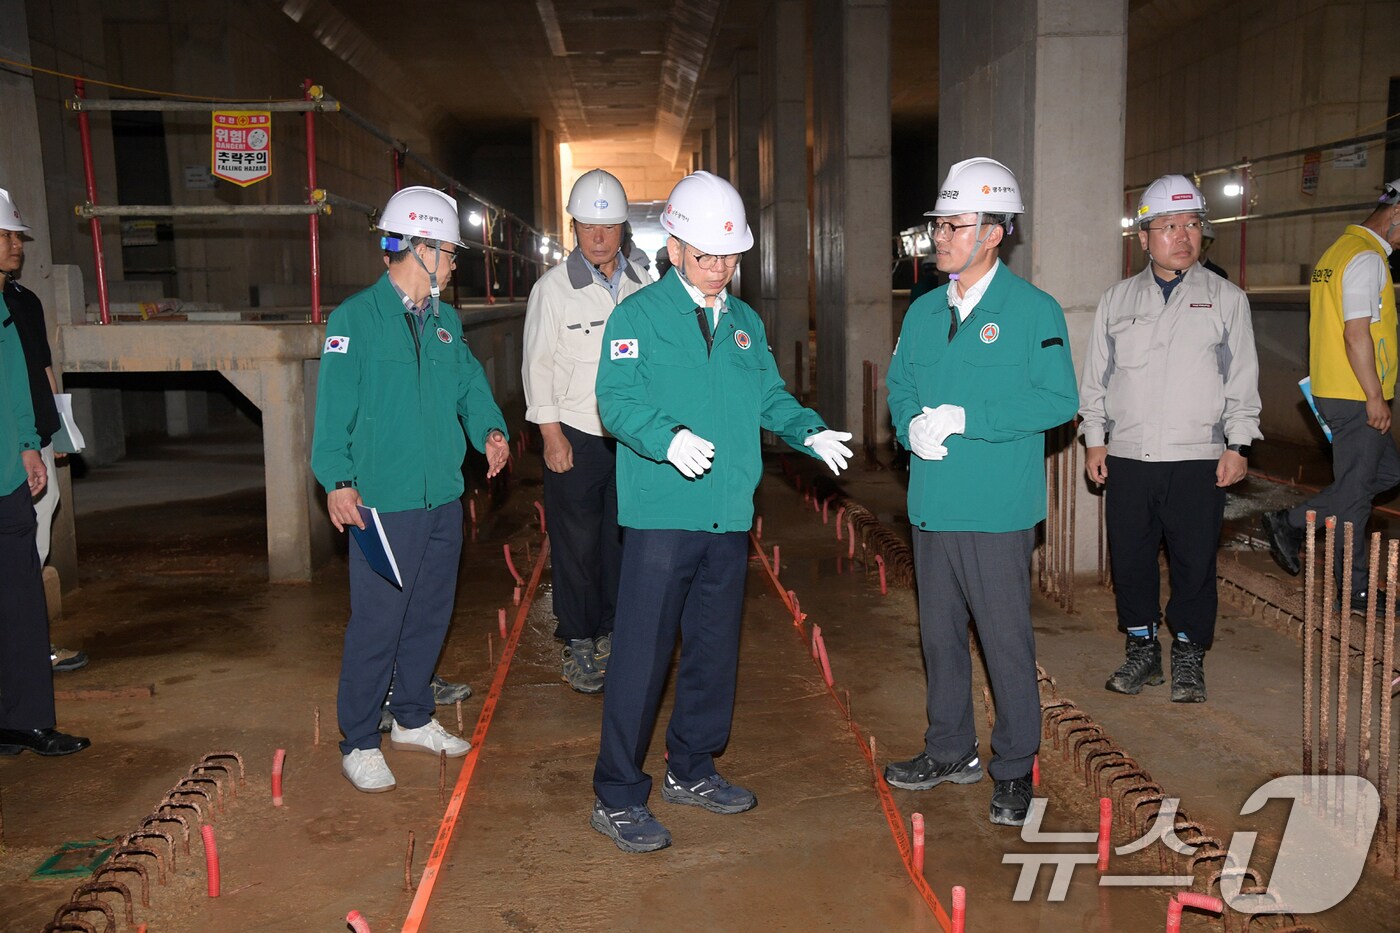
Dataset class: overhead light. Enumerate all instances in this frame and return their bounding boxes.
[552,250,562,260]
[468,211,482,227]
[1222,182,1243,197]
[541,235,551,246]
[539,243,549,255]
[1120,217,1133,229]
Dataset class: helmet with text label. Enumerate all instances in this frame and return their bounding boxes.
[568,169,629,224]
[0,188,30,232]
[377,186,464,247]
[1136,174,1206,227]
[660,171,754,255]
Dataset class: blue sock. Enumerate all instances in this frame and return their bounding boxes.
[1175,631,1190,642]
[1127,625,1153,639]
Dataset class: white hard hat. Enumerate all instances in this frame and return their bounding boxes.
[568,169,629,224]
[0,187,30,232]
[1201,218,1216,240]
[1137,174,1206,226]
[659,171,754,255]
[377,185,464,247]
[1381,178,1400,205]
[926,158,1024,217]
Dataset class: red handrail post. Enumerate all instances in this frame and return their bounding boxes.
[304,78,322,324]
[390,148,403,192]
[75,80,112,325]
[506,220,516,302]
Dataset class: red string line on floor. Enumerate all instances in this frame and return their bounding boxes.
[401,535,550,933]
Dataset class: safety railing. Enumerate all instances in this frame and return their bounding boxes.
[66,78,557,324]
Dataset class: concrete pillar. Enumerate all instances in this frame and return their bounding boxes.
[164,389,209,437]
[699,129,714,173]
[260,361,313,582]
[711,100,732,182]
[940,0,1128,574]
[811,0,892,436]
[727,51,761,303]
[758,0,810,390]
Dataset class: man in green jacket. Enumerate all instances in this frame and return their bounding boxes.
[312,186,509,794]
[589,171,853,853]
[883,158,1078,826]
[0,190,88,758]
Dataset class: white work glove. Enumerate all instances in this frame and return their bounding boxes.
[666,428,715,479]
[804,430,854,476]
[924,403,966,448]
[908,409,949,461]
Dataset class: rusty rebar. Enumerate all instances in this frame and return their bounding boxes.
[1382,541,1398,846]
[1360,533,1380,796]
[69,882,133,927]
[166,786,211,822]
[142,810,191,855]
[1338,522,1355,795]
[314,705,321,745]
[188,763,234,799]
[92,862,149,909]
[52,899,115,933]
[121,829,175,873]
[179,775,224,811]
[200,751,245,784]
[1320,517,1336,783]
[110,846,165,886]
[1303,511,1317,775]
[438,749,448,804]
[405,830,416,892]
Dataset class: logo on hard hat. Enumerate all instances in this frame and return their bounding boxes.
[981,185,991,195]
[594,198,609,210]
[980,323,999,344]
[940,189,959,199]
[437,327,453,344]
[1171,193,1194,201]
[734,330,751,350]
[409,212,417,220]
[724,221,734,233]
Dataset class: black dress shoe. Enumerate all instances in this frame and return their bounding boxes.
[1261,510,1302,576]
[1352,590,1388,614]
[0,727,91,756]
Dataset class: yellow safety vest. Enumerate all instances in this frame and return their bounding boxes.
[1309,225,1398,400]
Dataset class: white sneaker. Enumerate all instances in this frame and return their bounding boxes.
[390,719,471,758]
[342,747,396,793]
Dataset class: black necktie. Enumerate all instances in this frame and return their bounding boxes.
[947,307,958,342]
[695,306,714,354]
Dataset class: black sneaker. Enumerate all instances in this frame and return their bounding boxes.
[660,771,756,814]
[1170,639,1207,703]
[50,645,89,673]
[589,799,672,853]
[1261,509,1302,576]
[1351,589,1387,615]
[883,745,983,790]
[1104,634,1164,695]
[989,775,1033,826]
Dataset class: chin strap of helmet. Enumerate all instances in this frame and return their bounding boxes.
[409,241,447,317]
[948,213,1009,283]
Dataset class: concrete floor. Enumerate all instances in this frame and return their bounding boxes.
[1,431,1398,931]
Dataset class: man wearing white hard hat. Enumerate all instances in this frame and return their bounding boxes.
[523,169,646,694]
[0,187,89,757]
[589,171,853,852]
[312,186,510,793]
[1263,178,1400,612]
[1199,218,1229,280]
[1079,174,1261,704]
[884,158,1077,827]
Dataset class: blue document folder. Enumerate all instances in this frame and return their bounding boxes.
[1298,377,1333,442]
[349,505,402,588]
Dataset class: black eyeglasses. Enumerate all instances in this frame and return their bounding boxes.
[687,250,740,271]
[928,221,979,239]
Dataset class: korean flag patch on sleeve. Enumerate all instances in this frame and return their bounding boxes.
[610,338,639,360]
[323,335,349,354]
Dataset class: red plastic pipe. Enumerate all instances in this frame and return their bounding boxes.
[271,748,286,807]
[74,80,112,325]
[498,608,507,639]
[503,544,523,586]
[200,824,220,897]
[911,812,925,873]
[534,500,546,535]
[1032,754,1040,787]
[835,507,845,540]
[755,516,763,540]
[773,545,781,577]
[347,910,372,933]
[1097,797,1112,871]
[815,631,834,686]
[951,885,966,933]
[303,79,322,324]
[1166,891,1224,932]
[876,554,887,594]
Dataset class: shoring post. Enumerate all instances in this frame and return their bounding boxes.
[390,148,403,192]
[303,79,323,324]
[74,80,112,325]
[1238,161,1250,290]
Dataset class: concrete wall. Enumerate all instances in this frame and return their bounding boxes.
[25,0,453,313]
[1125,0,1400,284]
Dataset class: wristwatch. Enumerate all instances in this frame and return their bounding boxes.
[334,480,355,490]
[1225,443,1251,457]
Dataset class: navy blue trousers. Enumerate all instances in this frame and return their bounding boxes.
[543,424,622,641]
[0,481,54,731]
[593,529,748,808]
[338,500,462,754]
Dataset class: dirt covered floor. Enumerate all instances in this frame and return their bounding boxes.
[2,432,1399,932]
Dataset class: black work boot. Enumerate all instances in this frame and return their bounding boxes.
[989,774,1033,826]
[1261,509,1302,576]
[1170,639,1207,703]
[1104,634,1164,695]
[883,744,983,790]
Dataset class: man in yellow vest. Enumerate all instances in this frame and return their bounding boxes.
[1263,179,1400,611]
